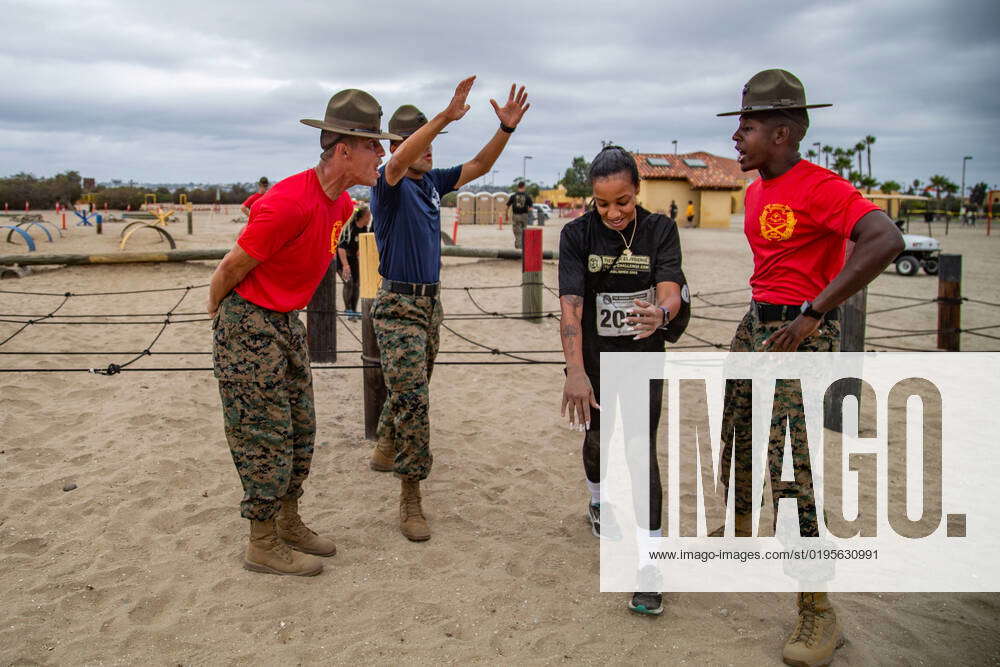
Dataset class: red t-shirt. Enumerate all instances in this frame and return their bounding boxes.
[242,192,263,210]
[744,160,879,305]
[235,169,352,312]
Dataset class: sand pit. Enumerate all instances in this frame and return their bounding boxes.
[1,210,999,663]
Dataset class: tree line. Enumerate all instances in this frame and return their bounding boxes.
[0,171,259,209]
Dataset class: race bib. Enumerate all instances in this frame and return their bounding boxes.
[595,288,654,337]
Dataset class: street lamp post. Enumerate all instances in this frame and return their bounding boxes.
[522,155,533,181]
[812,142,821,160]
[672,140,678,155]
[491,169,499,186]
[961,155,972,218]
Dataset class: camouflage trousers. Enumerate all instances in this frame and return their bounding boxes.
[213,292,315,520]
[719,308,841,536]
[512,213,530,250]
[371,288,444,482]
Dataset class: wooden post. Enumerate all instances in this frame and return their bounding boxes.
[937,254,962,351]
[824,287,867,432]
[186,210,193,235]
[359,232,386,440]
[61,213,66,231]
[306,264,337,363]
[522,227,543,322]
[96,215,102,235]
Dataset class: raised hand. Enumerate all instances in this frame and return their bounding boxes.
[490,83,530,129]
[443,76,476,122]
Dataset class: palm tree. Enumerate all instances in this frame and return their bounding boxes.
[911,178,922,195]
[822,145,833,169]
[805,149,818,160]
[864,135,876,178]
[881,180,902,194]
[848,170,863,188]
[859,175,879,193]
[854,141,866,174]
[833,155,852,177]
[929,174,950,200]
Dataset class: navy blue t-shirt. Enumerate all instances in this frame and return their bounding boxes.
[370,164,462,284]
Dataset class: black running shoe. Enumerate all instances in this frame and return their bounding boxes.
[628,590,664,616]
[628,565,664,616]
[587,502,622,541]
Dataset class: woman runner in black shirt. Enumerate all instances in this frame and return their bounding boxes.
[558,145,686,616]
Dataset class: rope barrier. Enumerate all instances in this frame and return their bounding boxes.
[5,277,1000,376]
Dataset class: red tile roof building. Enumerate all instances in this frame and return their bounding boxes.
[633,151,756,228]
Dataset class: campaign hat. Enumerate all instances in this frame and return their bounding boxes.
[388,104,446,138]
[717,69,832,117]
[301,89,402,140]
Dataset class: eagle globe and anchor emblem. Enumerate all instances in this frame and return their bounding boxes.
[759,203,797,241]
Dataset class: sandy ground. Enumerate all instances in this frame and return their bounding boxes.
[1,209,999,665]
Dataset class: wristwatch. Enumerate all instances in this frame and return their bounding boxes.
[800,300,826,320]
[658,306,671,330]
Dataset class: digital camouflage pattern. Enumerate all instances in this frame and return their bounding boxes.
[512,212,530,250]
[213,292,315,520]
[719,309,840,536]
[371,288,443,482]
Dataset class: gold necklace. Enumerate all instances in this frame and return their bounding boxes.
[614,215,638,256]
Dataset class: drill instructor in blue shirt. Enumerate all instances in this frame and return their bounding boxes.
[369,76,530,541]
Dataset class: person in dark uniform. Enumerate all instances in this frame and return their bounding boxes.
[506,181,533,248]
[336,204,371,316]
[559,145,689,617]
[669,199,678,221]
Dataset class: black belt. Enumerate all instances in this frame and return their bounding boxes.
[753,301,839,322]
[385,280,439,297]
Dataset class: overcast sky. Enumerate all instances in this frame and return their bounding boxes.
[1,0,997,193]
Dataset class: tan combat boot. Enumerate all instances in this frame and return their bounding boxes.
[243,518,324,576]
[276,497,337,556]
[370,440,395,472]
[399,480,430,541]
[782,592,844,667]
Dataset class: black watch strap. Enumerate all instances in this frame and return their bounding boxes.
[500,123,516,133]
[800,301,826,319]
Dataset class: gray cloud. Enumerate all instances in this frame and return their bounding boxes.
[0,0,997,190]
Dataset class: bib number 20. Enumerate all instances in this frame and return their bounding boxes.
[600,309,627,329]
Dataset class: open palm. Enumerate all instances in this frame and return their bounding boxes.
[490,84,530,128]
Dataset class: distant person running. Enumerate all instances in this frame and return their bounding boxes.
[337,204,371,316]
[685,200,695,227]
[506,181,533,249]
[208,89,398,577]
[368,77,530,542]
[669,199,678,221]
[558,145,688,616]
[240,177,270,217]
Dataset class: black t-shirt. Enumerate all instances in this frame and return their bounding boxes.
[339,222,370,259]
[559,207,684,375]
[507,192,533,214]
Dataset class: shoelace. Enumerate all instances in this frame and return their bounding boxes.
[402,495,422,519]
[791,608,820,647]
[281,514,316,538]
[266,534,294,561]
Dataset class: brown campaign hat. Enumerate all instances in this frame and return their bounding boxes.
[301,89,402,140]
[388,104,446,138]
[717,69,832,117]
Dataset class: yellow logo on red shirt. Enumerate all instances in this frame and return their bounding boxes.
[330,219,345,254]
[759,203,797,241]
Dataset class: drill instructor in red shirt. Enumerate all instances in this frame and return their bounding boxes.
[717,69,902,666]
[207,89,401,577]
